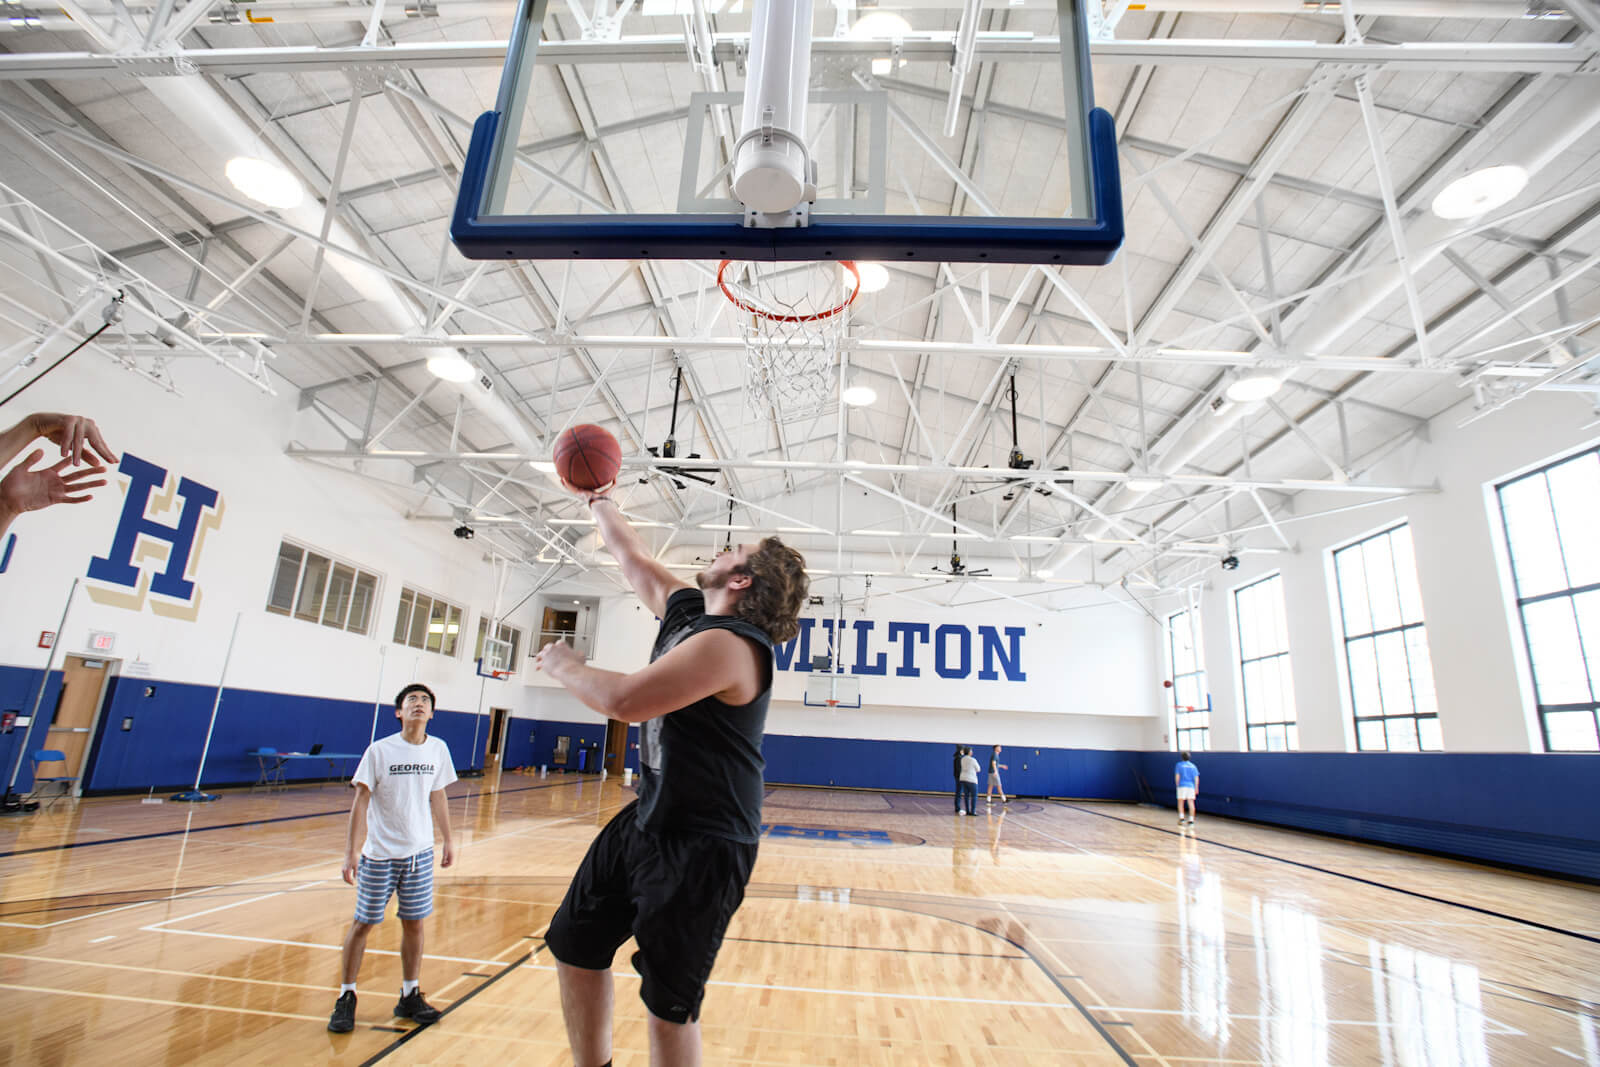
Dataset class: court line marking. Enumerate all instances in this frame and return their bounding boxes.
[1078,1003,1525,1033]
[356,947,540,1066]
[142,890,285,929]
[1060,803,1600,947]
[0,951,364,993]
[139,927,507,966]
[0,856,338,930]
[0,777,585,860]
[0,980,329,1022]
[87,936,115,944]
[725,934,1028,959]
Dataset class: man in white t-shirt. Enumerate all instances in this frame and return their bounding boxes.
[327,683,458,1034]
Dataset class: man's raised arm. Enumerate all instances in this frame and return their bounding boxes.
[586,494,689,618]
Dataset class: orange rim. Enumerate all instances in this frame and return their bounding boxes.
[718,259,860,324]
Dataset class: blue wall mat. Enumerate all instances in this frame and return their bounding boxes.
[761,734,1142,800]
[518,719,607,773]
[75,674,488,792]
[0,663,63,795]
[1135,751,1600,881]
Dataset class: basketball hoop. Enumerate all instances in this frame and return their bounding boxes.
[720,259,858,421]
[826,699,839,707]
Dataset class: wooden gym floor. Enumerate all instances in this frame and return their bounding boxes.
[0,771,1596,1065]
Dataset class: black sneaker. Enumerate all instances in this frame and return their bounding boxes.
[394,988,441,1024]
[328,991,356,1033]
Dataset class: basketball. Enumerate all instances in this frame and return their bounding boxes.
[553,423,622,491]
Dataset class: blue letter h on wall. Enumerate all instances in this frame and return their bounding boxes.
[87,453,219,601]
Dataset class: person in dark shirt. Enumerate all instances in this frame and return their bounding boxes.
[952,746,965,813]
[535,479,808,1067]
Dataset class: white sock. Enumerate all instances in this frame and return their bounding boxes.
[402,979,419,995]
[340,983,356,995]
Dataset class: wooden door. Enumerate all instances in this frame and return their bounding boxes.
[44,656,111,791]
[486,708,507,759]
[604,719,627,775]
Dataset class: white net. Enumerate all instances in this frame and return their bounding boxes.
[720,260,858,423]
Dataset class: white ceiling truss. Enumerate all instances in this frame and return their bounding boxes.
[1,0,1598,612]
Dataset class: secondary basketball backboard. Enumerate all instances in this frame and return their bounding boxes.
[478,635,514,679]
[452,0,1122,265]
[804,672,862,708]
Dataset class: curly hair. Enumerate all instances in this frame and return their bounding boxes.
[730,536,809,645]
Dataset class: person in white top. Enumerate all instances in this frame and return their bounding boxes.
[327,683,458,1034]
[957,748,980,815]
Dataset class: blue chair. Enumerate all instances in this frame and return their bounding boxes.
[28,749,78,810]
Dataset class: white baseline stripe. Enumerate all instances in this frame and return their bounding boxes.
[145,926,504,966]
[0,981,327,1023]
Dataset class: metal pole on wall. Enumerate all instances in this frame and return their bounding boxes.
[3,578,79,807]
[172,611,242,803]
[370,645,388,745]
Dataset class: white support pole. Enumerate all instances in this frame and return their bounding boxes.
[173,611,241,802]
[370,645,388,744]
[732,0,815,214]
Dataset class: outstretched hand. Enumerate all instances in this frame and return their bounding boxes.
[533,638,583,677]
[0,450,108,517]
[28,413,116,468]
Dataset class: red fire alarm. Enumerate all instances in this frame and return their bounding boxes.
[38,631,55,649]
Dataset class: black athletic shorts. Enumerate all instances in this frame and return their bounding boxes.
[544,800,758,1024]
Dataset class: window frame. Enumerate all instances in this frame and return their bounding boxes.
[1232,572,1298,752]
[475,615,525,664]
[394,585,467,657]
[1330,523,1440,753]
[265,538,382,637]
[1493,442,1600,753]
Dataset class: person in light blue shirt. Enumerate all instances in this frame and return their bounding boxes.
[1174,752,1200,826]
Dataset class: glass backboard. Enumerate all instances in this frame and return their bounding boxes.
[451,0,1122,265]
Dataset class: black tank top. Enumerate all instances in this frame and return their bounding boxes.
[635,588,772,843]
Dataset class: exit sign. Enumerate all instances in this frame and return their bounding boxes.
[87,631,116,653]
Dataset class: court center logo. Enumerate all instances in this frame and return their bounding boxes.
[85,452,223,621]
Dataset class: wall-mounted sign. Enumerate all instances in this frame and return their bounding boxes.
[37,631,55,649]
[87,631,116,653]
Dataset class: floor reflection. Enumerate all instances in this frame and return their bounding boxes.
[1176,832,1229,1045]
[1369,940,1487,1067]
[1252,898,1329,1067]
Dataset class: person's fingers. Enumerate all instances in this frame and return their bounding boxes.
[61,467,107,485]
[69,419,86,466]
[61,493,100,504]
[16,448,44,472]
[84,421,117,465]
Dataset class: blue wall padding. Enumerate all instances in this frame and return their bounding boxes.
[1134,750,1600,881]
[761,734,1142,801]
[0,663,64,794]
[8,656,1599,880]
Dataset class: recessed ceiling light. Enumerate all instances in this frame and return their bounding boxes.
[845,261,890,294]
[427,353,475,382]
[1431,165,1528,221]
[225,156,304,210]
[850,11,911,38]
[841,384,878,407]
[1037,568,1054,578]
[1224,373,1282,404]
[1125,476,1164,493]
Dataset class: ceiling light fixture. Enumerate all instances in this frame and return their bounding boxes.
[1224,373,1283,404]
[846,261,890,293]
[427,353,475,382]
[850,11,911,74]
[1125,476,1164,493]
[1431,164,1528,221]
[225,156,304,210]
[841,384,878,407]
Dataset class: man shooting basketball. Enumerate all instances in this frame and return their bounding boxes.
[534,482,807,1067]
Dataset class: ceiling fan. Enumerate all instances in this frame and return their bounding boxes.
[928,501,990,579]
[645,366,716,490]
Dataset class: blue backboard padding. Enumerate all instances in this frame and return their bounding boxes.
[451,108,1124,265]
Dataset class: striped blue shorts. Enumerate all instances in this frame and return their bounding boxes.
[354,848,434,924]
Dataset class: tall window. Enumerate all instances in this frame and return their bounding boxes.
[1167,607,1210,751]
[266,540,380,635]
[1234,574,1297,751]
[1333,525,1440,752]
[1496,445,1600,752]
[394,587,465,656]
